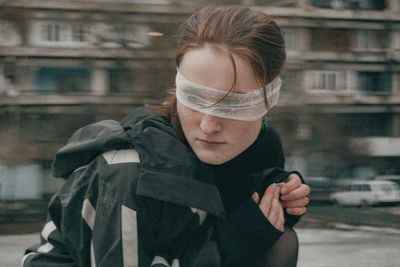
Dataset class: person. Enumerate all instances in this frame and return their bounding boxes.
[22,5,310,267]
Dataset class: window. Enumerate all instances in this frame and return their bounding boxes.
[95,23,150,49]
[0,20,21,46]
[306,71,347,92]
[311,0,386,10]
[39,22,88,44]
[352,184,371,191]
[282,27,299,55]
[354,30,387,51]
[348,0,385,10]
[72,24,87,42]
[112,0,170,3]
[362,184,372,191]
[336,113,392,137]
[311,0,331,8]
[109,69,132,93]
[281,71,299,92]
[36,68,90,93]
[310,29,350,52]
[352,184,362,191]
[358,72,391,94]
[42,23,60,42]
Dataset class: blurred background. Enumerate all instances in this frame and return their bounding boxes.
[0,0,400,256]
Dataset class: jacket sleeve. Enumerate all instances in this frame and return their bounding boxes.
[283,170,307,226]
[213,198,283,266]
[137,195,219,267]
[214,168,306,265]
[21,217,76,267]
[21,160,97,267]
[261,126,305,226]
[254,168,306,227]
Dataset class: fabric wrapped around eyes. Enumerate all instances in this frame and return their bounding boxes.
[175,69,281,121]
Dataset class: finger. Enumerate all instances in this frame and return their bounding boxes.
[270,192,284,232]
[280,174,302,195]
[281,197,310,208]
[281,184,310,201]
[286,207,307,216]
[277,202,285,232]
[267,187,281,225]
[281,185,310,201]
[259,184,277,215]
[267,187,280,217]
[252,192,260,204]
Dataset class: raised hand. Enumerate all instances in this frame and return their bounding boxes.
[279,173,310,216]
[252,184,285,232]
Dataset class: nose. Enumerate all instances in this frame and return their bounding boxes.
[199,114,222,134]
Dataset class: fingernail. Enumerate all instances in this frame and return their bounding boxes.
[252,192,259,204]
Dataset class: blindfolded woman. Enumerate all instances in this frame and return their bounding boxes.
[23,5,309,267]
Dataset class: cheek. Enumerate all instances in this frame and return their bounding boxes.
[230,121,262,146]
[177,103,198,131]
[177,102,191,121]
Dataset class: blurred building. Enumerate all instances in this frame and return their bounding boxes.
[269,0,400,179]
[0,0,400,200]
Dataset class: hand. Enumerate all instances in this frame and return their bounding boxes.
[252,184,284,232]
[279,173,310,216]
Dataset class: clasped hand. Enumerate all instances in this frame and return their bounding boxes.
[252,174,310,232]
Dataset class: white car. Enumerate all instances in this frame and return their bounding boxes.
[330,180,400,206]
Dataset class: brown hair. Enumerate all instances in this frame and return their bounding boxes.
[152,5,286,129]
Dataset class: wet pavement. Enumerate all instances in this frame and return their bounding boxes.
[2,225,400,267]
[297,225,400,267]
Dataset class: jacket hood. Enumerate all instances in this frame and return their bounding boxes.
[52,119,131,178]
[52,107,168,178]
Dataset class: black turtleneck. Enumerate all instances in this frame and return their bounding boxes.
[211,124,285,214]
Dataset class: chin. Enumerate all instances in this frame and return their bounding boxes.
[196,151,233,165]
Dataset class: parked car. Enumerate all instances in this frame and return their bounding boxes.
[330,180,400,206]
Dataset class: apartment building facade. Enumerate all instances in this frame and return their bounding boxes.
[271,0,400,178]
[0,0,399,199]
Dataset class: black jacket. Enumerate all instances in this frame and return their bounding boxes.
[22,107,302,267]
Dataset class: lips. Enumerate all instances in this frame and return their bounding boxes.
[197,138,225,145]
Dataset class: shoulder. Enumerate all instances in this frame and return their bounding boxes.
[101,148,141,166]
[65,148,142,192]
[99,148,142,185]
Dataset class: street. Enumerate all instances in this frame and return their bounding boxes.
[297,226,400,267]
[1,225,400,267]
[1,204,400,267]
[298,204,400,229]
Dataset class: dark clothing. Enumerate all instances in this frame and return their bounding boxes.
[213,124,285,214]
[22,107,302,267]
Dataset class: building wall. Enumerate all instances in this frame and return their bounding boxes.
[0,164,42,200]
[0,0,400,197]
[258,0,400,177]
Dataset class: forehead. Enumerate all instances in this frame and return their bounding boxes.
[179,45,259,92]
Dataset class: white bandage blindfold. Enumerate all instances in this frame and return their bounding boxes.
[175,70,281,121]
